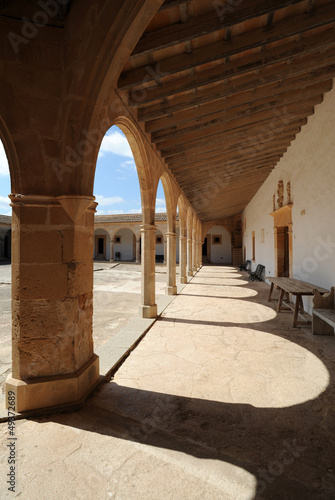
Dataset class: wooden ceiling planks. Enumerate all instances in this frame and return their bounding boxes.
[118,0,335,221]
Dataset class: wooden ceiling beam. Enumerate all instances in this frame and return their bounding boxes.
[155,102,316,150]
[158,0,191,12]
[178,157,281,183]
[134,0,305,57]
[166,125,302,165]
[146,73,332,133]
[169,137,294,171]
[160,117,307,157]
[138,55,335,122]
[184,178,274,206]
[138,29,335,108]
[151,83,326,142]
[119,3,335,89]
[176,155,283,185]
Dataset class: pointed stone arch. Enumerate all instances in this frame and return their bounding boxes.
[114,117,154,224]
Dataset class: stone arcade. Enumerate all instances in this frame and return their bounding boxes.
[1,0,335,419]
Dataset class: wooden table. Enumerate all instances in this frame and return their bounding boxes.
[267,277,329,327]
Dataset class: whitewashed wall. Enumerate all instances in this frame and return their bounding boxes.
[242,83,335,313]
[207,225,232,264]
[155,229,164,258]
[114,228,135,261]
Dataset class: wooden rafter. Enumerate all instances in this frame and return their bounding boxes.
[118,0,335,221]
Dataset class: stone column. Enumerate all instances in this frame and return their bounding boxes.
[199,240,203,268]
[166,231,177,295]
[135,238,141,264]
[192,230,197,272]
[140,224,157,318]
[198,239,202,269]
[163,237,167,265]
[179,226,187,284]
[5,194,100,413]
[110,241,114,262]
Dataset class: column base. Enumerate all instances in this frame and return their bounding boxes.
[179,276,187,284]
[187,271,194,277]
[166,285,177,295]
[135,259,140,264]
[5,354,100,414]
[139,304,157,318]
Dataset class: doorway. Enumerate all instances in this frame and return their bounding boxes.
[95,235,106,260]
[276,226,290,277]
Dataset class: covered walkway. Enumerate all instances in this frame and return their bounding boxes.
[1,266,334,499]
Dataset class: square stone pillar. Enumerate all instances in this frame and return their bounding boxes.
[179,226,187,284]
[139,224,157,318]
[166,231,177,295]
[5,195,100,413]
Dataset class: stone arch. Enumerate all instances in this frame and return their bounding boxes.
[114,117,153,220]
[0,114,21,194]
[65,0,164,198]
[158,172,178,232]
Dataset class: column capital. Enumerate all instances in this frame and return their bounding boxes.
[9,194,97,222]
[140,224,156,232]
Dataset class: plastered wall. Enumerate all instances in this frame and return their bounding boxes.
[242,83,335,313]
[207,226,232,264]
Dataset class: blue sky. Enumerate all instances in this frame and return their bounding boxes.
[0,125,166,216]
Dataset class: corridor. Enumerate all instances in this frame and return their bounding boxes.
[1,266,334,499]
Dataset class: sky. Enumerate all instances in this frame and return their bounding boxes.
[0,125,166,216]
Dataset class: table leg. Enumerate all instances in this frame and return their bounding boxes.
[277,288,285,313]
[293,295,301,327]
[268,282,274,302]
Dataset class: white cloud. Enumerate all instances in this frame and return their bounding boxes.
[99,130,133,158]
[95,194,124,206]
[128,208,142,214]
[0,142,10,177]
[120,160,136,171]
[0,195,11,215]
[156,198,166,207]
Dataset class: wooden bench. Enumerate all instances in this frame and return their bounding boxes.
[239,259,251,272]
[268,277,328,327]
[249,264,265,281]
[312,287,335,335]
